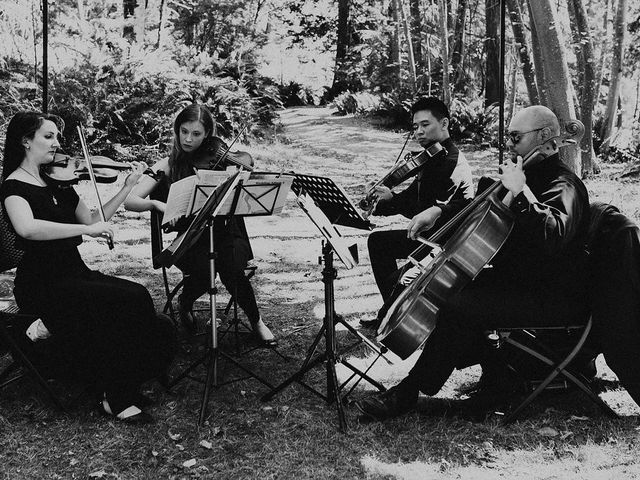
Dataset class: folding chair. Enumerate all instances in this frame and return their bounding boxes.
[483,201,638,424]
[0,202,66,410]
[488,318,617,424]
[150,204,258,335]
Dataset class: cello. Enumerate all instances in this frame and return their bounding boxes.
[376,120,585,359]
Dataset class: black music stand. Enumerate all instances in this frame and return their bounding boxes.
[261,174,390,432]
[157,171,292,426]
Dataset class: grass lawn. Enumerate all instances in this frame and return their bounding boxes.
[1,107,640,479]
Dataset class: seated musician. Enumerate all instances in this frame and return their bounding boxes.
[124,104,276,346]
[360,97,474,329]
[356,105,592,420]
[0,111,176,423]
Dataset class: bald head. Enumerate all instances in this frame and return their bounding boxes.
[510,105,560,136]
[507,105,561,156]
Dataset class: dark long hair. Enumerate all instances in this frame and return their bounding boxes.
[168,104,216,183]
[1,111,64,182]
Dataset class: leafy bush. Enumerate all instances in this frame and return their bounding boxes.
[448,97,499,144]
[279,81,317,107]
[332,91,383,115]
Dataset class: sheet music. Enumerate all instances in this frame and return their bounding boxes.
[219,172,293,216]
[161,169,249,227]
[191,170,250,214]
[162,175,198,226]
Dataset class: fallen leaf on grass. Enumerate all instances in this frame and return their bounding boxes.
[88,471,108,478]
[569,415,590,421]
[168,430,181,441]
[538,427,559,437]
[176,444,185,451]
[151,450,158,457]
[183,459,197,468]
[262,406,273,411]
[199,440,213,449]
[70,459,79,466]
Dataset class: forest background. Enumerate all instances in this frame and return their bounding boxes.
[2,1,640,479]
[1,0,639,171]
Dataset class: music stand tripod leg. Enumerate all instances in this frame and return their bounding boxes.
[198,221,220,426]
[322,242,348,430]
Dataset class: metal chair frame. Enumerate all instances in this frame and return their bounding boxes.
[493,316,618,424]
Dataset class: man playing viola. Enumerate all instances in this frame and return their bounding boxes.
[356,105,591,420]
[361,97,474,329]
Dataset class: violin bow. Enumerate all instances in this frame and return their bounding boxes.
[77,125,114,250]
[209,123,249,171]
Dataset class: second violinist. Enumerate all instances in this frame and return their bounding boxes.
[360,97,474,330]
[124,104,276,346]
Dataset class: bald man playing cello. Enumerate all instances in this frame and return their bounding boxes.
[356,106,592,420]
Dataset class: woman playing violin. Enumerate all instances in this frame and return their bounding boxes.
[0,111,176,423]
[124,104,276,346]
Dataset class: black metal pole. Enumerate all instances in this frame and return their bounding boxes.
[498,0,506,164]
[42,0,48,113]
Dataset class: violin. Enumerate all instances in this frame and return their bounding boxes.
[359,141,447,216]
[42,153,161,187]
[191,136,254,172]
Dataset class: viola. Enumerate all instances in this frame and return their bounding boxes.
[191,136,254,172]
[376,120,586,359]
[42,153,161,187]
[359,141,447,216]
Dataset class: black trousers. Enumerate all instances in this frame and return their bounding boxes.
[175,230,260,323]
[404,270,590,396]
[368,229,420,305]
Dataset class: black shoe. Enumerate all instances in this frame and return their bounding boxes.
[177,296,196,334]
[355,384,418,420]
[359,317,382,330]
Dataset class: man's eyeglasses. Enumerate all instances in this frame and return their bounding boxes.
[507,127,545,144]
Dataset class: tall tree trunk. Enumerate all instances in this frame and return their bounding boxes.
[507,0,538,104]
[123,0,136,40]
[527,2,549,106]
[438,0,450,104]
[332,0,350,89]
[157,0,166,48]
[451,0,468,93]
[594,0,612,105]
[409,0,423,73]
[506,46,518,125]
[484,0,500,107]
[528,0,580,174]
[133,0,147,46]
[600,0,627,148]
[387,0,402,89]
[568,0,599,176]
[77,0,85,20]
[397,0,417,92]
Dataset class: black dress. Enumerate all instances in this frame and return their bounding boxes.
[0,179,175,411]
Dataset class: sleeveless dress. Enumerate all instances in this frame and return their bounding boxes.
[0,179,175,410]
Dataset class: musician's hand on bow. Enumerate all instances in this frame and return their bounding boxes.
[407,206,442,240]
[123,161,148,187]
[372,185,393,202]
[85,221,115,241]
[498,155,526,195]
